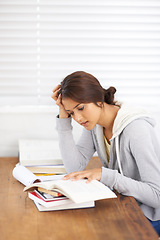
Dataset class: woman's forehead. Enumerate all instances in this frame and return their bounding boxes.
[62,98,81,111]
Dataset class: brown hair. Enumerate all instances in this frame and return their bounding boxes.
[59,71,116,105]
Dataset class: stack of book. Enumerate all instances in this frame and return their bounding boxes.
[24,179,117,212]
[13,139,117,212]
[18,139,66,176]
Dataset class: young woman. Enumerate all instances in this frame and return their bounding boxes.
[52,71,160,235]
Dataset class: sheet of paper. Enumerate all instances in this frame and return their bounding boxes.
[13,165,41,186]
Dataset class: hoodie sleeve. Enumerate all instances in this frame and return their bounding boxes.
[56,117,96,173]
[100,119,160,209]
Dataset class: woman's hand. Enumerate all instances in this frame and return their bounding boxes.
[63,168,102,183]
[51,85,69,118]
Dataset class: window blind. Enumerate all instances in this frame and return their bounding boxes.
[0,0,160,114]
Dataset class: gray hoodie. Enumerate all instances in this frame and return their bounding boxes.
[56,102,160,221]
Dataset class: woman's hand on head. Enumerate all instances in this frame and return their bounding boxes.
[63,168,102,183]
[51,85,69,118]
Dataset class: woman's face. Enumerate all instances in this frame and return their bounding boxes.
[62,98,102,130]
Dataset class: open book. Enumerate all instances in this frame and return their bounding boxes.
[13,165,95,211]
[24,179,117,204]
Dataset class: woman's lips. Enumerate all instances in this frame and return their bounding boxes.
[81,121,89,127]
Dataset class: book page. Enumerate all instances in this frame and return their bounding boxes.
[23,180,57,192]
[13,165,41,186]
[54,179,117,203]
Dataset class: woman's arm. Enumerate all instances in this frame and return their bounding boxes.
[56,117,96,173]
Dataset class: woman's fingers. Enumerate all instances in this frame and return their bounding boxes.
[56,93,61,105]
[51,89,59,101]
[51,85,61,101]
[52,84,61,93]
[63,169,102,183]
[51,84,69,118]
[63,172,80,180]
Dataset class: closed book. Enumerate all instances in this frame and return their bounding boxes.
[28,191,72,208]
[26,165,66,174]
[33,200,95,212]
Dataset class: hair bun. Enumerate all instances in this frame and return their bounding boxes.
[104,86,116,104]
[107,86,116,94]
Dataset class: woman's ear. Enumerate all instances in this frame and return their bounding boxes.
[96,102,103,108]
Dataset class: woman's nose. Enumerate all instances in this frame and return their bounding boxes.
[74,112,83,123]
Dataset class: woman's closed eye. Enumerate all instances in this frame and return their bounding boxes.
[67,106,84,116]
[78,106,84,111]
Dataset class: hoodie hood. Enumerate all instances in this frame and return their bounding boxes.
[94,102,155,175]
[111,102,155,140]
[110,102,155,175]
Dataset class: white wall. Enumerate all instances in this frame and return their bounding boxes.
[0,105,160,157]
[0,1,160,156]
[0,106,83,157]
